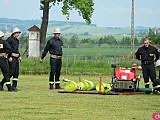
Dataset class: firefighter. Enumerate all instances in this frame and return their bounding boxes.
[5,27,22,91]
[135,38,159,88]
[40,28,63,89]
[0,30,12,91]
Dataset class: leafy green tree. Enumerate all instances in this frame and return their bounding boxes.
[121,36,130,45]
[98,35,117,46]
[80,38,90,44]
[40,0,94,54]
[98,37,105,45]
[146,27,160,45]
[134,37,139,45]
[147,28,156,43]
[107,35,117,45]
[83,32,89,36]
[69,34,78,48]
[19,34,29,57]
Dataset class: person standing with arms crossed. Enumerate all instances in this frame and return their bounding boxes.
[6,27,22,91]
[40,28,63,89]
[0,30,13,91]
[135,38,159,88]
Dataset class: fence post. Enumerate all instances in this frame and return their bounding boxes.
[66,45,69,75]
[114,44,117,64]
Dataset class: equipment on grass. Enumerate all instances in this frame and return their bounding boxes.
[111,63,141,92]
[96,82,111,93]
[84,79,94,91]
[63,77,94,92]
[95,76,112,93]
[76,81,85,90]
[63,78,78,92]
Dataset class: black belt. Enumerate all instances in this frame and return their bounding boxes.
[142,61,154,65]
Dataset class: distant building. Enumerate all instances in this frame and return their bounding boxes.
[28,25,40,57]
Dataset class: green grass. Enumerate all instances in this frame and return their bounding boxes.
[62,47,133,56]
[0,75,159,120]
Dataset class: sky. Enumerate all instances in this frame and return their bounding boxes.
[1,0,160,27]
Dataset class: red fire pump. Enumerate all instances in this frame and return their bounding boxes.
[111,64,141,92]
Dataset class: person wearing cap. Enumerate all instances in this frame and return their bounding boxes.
[40,28,63,89]
[0,30,13,91]
[135,38,159,88]
[5,27,22,91]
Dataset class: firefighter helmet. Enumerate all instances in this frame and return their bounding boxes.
[0,30,4,37]
[156,60,160,67]
[12,27,21,33]
[54,28,61,34]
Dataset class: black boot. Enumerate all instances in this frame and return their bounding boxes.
[0,82,4,91]
[145,84,149,88]
[55,84,61,89]
[49,84,53,90]
[11,86,18,92]
[12,80,18,91]
[6,84,12,92]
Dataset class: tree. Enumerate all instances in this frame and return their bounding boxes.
[69,34,78,48]
[40,0,50,55]
[107,35,117,45]
[40,0,94,54]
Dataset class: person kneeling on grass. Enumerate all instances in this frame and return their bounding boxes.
[152,60,160,94]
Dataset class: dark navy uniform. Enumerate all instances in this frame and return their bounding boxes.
[6,35,20,90]
[135,45,159,88]
[0,39,12,91]
[41,36,63,89]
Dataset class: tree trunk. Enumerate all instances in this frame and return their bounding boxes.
[40,0,49,55]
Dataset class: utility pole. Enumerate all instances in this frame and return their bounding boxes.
[131,0,134,56]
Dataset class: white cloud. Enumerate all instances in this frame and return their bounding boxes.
[101,7,130,15]
[135,8,155,15]
[3,0,12,5]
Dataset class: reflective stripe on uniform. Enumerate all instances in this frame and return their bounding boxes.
[5,82,11,85]
[50,54,62,59]
[145,82,150,85]
[155,85,160,88]
[12,53,19,57]
[0,53,6,57]
[55,81,60,84]
[49,81,54,84]
[13,78,18,81]
[49,81,60,84]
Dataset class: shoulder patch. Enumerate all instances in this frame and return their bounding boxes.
[0,44,3,48]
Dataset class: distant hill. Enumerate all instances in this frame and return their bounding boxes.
[0,18,149,36]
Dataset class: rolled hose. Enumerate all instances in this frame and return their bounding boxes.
[136,88,153,93]
[96,82,112,93]
[64,79,94,92]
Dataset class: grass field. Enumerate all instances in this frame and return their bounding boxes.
[62,47,132,56]
[0,75,159,120]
